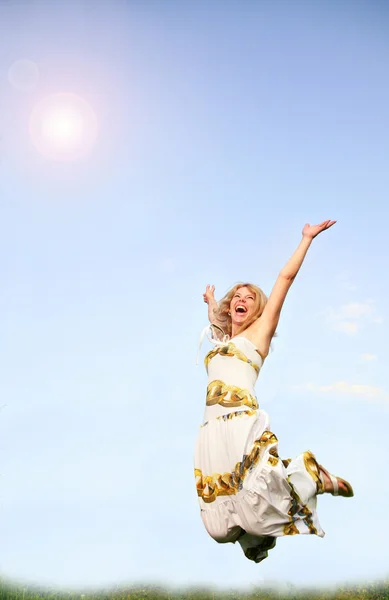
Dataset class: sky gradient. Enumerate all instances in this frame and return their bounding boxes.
[0,0,388,592]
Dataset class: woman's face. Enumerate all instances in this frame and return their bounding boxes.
[230,286,256,326]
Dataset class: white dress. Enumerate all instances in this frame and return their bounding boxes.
[194,329,325,563]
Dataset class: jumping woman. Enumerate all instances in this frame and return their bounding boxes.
[195,220,353,563]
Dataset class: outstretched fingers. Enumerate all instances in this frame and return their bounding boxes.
[320,219,336,229]
[203,284,216,303]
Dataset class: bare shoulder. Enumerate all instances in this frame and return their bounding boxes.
[243,317,271,359]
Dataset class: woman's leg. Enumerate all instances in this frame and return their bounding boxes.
[286,451,354,501]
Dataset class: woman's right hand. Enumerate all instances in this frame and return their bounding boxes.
[203,284,215,304]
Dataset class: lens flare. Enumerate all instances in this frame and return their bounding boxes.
[29,93,98,161]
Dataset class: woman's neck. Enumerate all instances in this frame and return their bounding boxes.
[231,324,241,337]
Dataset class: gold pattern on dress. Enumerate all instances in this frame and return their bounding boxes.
[283,478,317,536]
[206,380,259,410]
[195,430,278,503]
[283,522,300,536]
[204,343,260,374]
[283,479,301,536]
[268,445,279,466]
[282,458,292,468]
[219,409,257,421]
[258,431,278,445]
[194,468,236,504]
[201,409,257,428]
[303,450,324,494]
[298,504,318,535]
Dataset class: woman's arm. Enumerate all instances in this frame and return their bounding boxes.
[250,220,336,351]
[203,285,221,323]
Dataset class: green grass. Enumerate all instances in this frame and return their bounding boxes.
[1,580,389,600]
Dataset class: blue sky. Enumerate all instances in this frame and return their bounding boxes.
[0,0,388,592]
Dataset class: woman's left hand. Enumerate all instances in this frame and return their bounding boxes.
[302,220,336,239]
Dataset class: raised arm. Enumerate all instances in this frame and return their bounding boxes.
[250,220,336,353]
[203,285,220,323]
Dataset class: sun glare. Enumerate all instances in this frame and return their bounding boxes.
[29,93,98,161]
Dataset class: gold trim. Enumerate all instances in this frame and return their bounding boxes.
[283,522,300,536]
[298,504,318,535]
[283,479,302,536]
[219,409,257,421]
[195,430,278,503]
[268,445,279,466]
[205,343,260,374]
[283,478,317,536]
[206,380,259,410]
[201,409,257,428]
[303,450,324,494]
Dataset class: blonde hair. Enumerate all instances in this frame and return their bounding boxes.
[214,282,268,338]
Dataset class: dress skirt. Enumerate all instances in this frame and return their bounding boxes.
[195,408,325,563]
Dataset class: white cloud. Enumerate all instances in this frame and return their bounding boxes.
[361,353,377,361]
[323,300,383,335]
[335,321,358,334]
[372,316,384,324]
[339,303,374,319]
[292,381,389,403]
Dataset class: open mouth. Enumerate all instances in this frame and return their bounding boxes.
[235,305,247,314]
